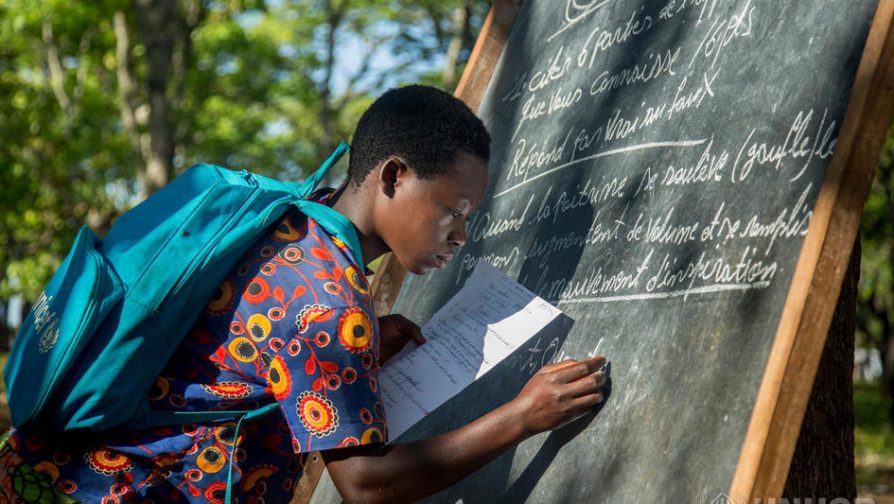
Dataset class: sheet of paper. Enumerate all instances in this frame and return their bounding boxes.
[379,261,566,440]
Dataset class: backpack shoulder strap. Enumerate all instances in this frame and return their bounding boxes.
[294,142,351,198]
[296,200,364,266]
[292,142,365,266]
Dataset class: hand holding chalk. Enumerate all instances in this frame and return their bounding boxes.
[511,355,608,435]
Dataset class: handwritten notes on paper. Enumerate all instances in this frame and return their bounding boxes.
[379,261,565,440]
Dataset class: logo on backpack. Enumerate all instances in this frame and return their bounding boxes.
[33,291,60,354]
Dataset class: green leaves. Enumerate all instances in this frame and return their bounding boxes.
[0,0,488,306]
[859,123,894,358]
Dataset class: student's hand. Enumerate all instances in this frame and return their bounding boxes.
[377,314,425,365]
[511,355,607,435]
[323,354,605,504]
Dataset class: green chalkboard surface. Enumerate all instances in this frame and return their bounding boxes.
[309,1,886,502]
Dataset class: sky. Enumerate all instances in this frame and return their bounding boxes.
[238,5,443,97]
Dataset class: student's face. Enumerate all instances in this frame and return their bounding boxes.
[378,150,488,275]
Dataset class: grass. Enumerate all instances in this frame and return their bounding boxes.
[856,381,894,454]
[855,380,894,492]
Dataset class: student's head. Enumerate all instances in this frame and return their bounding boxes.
[347,85,491,188]
[349,85,491,274]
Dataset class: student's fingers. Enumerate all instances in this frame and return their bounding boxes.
[392,314,425,345]
[548,359,578,368]
[541,358,586,373]
[570,392,604,410]
[564,370,607,397]
[552,355,606,383]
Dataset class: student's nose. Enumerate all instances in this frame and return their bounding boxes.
[448,220,467,248]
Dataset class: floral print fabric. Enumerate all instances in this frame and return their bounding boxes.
[2,200,386,503]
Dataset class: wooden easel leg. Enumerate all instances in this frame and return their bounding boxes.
[783,238,859,498]
[291,452,326,503]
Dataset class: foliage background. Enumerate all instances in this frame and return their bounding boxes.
[0,0,488,311]
[2,0,894,496]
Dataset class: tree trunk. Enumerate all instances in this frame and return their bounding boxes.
[782,238,859,498]
[19,302,31,335]
[42,20,73,134]
[885,330,894,420]
[133,0,178,198]
[173,0,205,150]
[0,299,8,352]
[319,0,346,186]
[114,11,145,163]
[881,161,894,421]
[442,2,471,88]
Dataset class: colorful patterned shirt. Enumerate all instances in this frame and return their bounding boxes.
[1,199,386,503]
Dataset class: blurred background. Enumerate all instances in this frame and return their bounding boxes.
[1,0,893,498]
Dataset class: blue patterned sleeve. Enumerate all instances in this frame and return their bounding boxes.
[239,213,387,454]
[274,301,387,453]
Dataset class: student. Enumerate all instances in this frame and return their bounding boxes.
[0,85,607,503]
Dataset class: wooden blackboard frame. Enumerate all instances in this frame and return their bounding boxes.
[730,0,894,498]
[295,0,894,501]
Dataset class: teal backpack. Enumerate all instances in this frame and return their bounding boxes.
[4,142,362,435]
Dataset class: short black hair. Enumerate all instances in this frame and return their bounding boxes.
[347,85,491,187]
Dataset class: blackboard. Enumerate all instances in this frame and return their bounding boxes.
[306,0,894,502]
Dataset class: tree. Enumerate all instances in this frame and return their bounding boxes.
[0,0,489,316]
[0,0,128,304]
[857,122,894,419]
[857,122,894,415]
[258,0,490,185]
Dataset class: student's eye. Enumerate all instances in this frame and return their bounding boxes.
[448,207,462,219]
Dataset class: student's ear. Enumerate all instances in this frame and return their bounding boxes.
[377,157,409,198]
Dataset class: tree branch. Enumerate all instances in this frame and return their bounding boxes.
[423,4,447,48]
[319,0,350,172]
[173,0,207,147]
[133,0,178,198]
[113,11,145,161]
[42,20,73,132]
[73,26,96,111]
[441,3,470,87]
[336,36,385,111]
